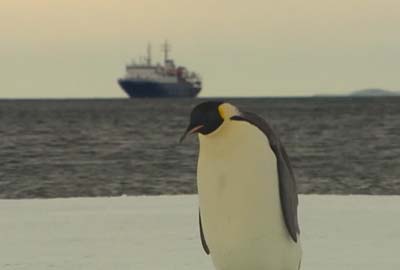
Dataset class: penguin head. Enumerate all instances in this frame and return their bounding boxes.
[180,101,240,142]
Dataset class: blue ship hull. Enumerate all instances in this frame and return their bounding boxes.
[118,79,201,98]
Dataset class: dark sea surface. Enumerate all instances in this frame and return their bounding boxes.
[0,97,399,199]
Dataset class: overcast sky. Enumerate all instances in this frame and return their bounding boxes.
[1,0,400,98]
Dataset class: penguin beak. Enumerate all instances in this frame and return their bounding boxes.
[179,125,204,143]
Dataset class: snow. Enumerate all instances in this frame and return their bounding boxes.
[0,195,399,269]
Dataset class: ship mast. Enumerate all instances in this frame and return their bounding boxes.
[147,42,152,66]
[162,40,171,63]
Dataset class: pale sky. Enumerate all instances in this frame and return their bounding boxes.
[1,0,400,98]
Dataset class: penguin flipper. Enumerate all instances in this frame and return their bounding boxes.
[199,210,210,254]
[231,112,300,242]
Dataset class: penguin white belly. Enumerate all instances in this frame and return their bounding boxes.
[197,120,301,270]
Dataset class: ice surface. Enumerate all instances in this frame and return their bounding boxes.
[0,195,399,269]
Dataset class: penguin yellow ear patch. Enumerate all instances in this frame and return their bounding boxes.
[218,103,240,120]
[218,104,226,119]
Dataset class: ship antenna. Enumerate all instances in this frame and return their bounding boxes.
[147,42,152,66]
[162,40,171,63]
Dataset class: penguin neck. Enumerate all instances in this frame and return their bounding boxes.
[198,119,236,153]
[197,119,279,193]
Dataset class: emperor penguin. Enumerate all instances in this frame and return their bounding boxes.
[180,101,302,270]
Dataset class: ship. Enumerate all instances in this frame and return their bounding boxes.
[118,42,202,98]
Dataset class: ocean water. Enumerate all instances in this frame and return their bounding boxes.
[0,97,399,198]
